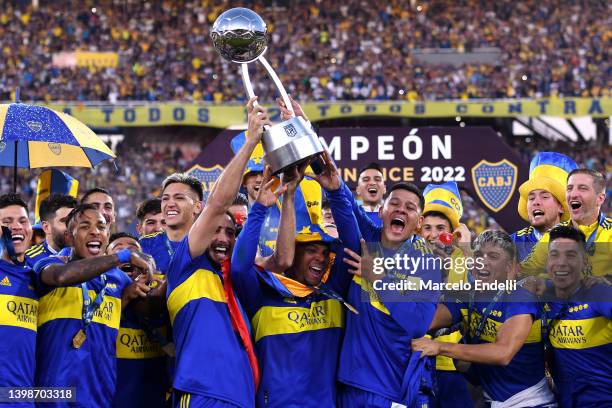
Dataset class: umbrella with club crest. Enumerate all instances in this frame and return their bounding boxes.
[0,103,115,192]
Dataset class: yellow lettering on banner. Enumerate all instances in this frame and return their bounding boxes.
[167,269,226,324]
[251,299,344,342]
[75,51,119,69]
[37,287,121,329]
[0,294,38,332]
[47,98,612,128]
[549,316,612,349]
[116,326,167,359]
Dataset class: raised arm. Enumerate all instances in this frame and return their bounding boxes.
[188,97,270,258]
[38,250,155,287]
[232,173,287,308]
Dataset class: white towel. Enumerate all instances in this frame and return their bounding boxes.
[486,377,557,408]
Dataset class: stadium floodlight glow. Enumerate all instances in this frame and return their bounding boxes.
[210,8,324,175]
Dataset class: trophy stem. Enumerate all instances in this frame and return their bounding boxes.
[240,63,257,102]
[258,56,295,117]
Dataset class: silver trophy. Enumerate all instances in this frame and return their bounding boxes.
[211,8,324,175]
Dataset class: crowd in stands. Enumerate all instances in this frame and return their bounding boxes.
[0,0,609,103]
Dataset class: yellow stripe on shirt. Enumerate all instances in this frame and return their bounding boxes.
[251,299,344,342]
[167,269,226,324]
[549,316,612,349]
[0,294,38,332]
[37,286,121,329]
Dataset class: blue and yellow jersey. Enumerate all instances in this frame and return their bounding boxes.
[445,288,546,402]
[0,260,37,393]
[337,183,442,405]
[24,241,57,269]
[114,309,170,408]
[510,226,541,262]
[140,231,180,274]
[166,237,254,408]
[114,273,170,408]
[546,283,612,407]
[33,255,132,408]
[522,216,612,277]
[231,186,360,408]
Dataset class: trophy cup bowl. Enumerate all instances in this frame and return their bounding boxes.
[211,8,324,175]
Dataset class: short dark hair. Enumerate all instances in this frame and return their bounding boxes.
[81,188,112,204]
[321,197,331,210]
[387,182,424,210]
[473,230,517,262]
[136,198,161,222]
[568,168,606,194]
[109,232,139,246]
[423,210,452,229]
[549,225,586,249]
[358,162,383,178]
[39,194,78,222]
[162,173,204,201]
[65,203,100,229]
[232,193,248,207]
[0,193,29,214]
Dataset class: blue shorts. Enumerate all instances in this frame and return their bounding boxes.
[434,371,473,408]
[172,391,242,408]
[337,384,431,408]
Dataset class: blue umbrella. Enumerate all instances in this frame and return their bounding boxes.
[0,103,116,191]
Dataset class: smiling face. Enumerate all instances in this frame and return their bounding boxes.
[527,189,563,231]
[566,173,605,225]
[70,209,109,259]
[0,205,33,259]
[243,172,263,203]
[206,214,236,266]
[290,242,331,286]
[547,237,586,293]
[137,211,165,236]
[42,206,73,251]
[161,182,202,230]
[107,236,142,279]
[83,192,115,228]
[357,169,386,207]
[472,242,514,285]
[380,189,423,247]
[421,214,452,246]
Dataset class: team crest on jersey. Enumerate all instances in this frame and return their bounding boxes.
[471,159,517,212]
[185,164,225,203]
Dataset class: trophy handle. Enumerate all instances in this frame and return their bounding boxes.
[239,56,295,117]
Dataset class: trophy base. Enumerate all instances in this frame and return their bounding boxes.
[262,116,324,175]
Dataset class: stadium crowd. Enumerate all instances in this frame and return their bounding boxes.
[0,97,610,408]
[0,0,610,102]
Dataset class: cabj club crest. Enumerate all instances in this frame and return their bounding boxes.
[471,159,517,212]
[185,164,225,203]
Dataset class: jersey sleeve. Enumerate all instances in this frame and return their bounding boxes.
[32,255,66,295]
[325,184,362,295]
[443,300,465,326]
[231,203,267,313]
[340,182,381,242]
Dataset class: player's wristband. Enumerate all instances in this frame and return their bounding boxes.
[116,249,132,264]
